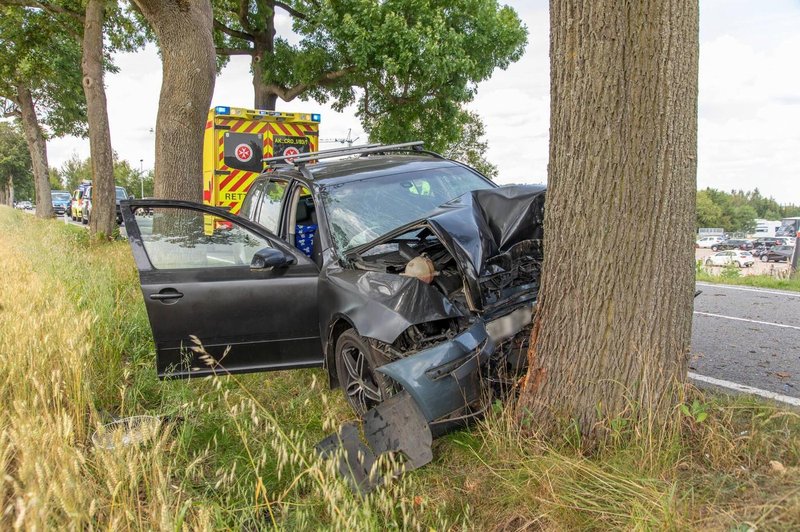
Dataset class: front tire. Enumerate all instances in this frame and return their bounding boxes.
[334,329,388,417]
[761,255,769,262]
[711,245,719,252]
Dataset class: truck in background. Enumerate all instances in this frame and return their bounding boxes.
[754,219,782,237]
[777,217,800,245]
[202,106,320,230]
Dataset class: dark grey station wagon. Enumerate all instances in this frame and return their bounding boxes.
[121,142,545,441]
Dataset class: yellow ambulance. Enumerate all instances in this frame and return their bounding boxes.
[202,106,320,224]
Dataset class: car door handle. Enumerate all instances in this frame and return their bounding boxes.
[149,289,184,302]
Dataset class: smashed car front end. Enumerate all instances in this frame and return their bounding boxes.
[340,184,546,424]
[317,184,545,490]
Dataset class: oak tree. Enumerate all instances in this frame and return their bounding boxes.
[212,0,527,154]
[132,0,216,202]
[0,5,86,218]
[517,0,699,445]
[0,0,144,236]
[0,121,33,205]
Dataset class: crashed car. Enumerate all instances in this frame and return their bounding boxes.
[121,142,544,484]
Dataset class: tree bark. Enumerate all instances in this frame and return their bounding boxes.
[134,0,216,201]
[0,176,12,206]
[252,47,277,110]
[82,0,116,238]
[516,0,699,445]
[15,82,53,218]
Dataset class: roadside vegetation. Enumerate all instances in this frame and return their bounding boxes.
[2,207,799,530]
[697,260,800,292]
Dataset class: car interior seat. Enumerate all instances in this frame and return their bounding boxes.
[294,197,317,258]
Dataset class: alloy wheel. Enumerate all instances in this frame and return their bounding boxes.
[340,344,383,416]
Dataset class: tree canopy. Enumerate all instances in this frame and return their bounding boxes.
[0,121,33,201]
[696,188,800,232]
[54,153,153,197]
[0,5,86,137]
[213,0,527,153]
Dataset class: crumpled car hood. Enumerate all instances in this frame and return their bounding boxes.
[354,184,546,311]
[427,184,545,268]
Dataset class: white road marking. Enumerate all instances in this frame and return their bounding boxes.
[696,282,800,298]
[693,311,800,331]
[688,372,800,408]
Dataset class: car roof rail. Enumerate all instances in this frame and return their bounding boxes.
[263,141,442,169]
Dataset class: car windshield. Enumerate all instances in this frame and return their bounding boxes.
[52,193,70,201]
[321,166,493,251]
[115,188,128,199]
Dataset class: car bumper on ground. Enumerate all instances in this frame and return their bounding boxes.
[376,302,534,422]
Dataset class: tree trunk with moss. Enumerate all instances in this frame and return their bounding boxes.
[516,0,699,445]
[134,0,215,201]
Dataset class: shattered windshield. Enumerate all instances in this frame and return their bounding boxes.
[321,166,493,252]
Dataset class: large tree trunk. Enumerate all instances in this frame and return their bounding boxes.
[134,0,216,201]
[516,0,699,445]
[82,0,116,238]
[15,82,53,218]
[250,9,276,111]
[252,46,277,110]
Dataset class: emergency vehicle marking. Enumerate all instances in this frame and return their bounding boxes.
[205,108,319,217]
[235,143,253,163]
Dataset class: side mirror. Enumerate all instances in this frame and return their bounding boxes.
[250,247,294,270]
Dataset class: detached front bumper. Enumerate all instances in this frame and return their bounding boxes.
[376,302,534,422]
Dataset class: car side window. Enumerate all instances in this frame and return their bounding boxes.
[240,179,264,221]
[256,179,288,233]
[135,207,272,269]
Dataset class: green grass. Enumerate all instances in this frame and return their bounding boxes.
[696,270,800,292]
[2,206,800,530]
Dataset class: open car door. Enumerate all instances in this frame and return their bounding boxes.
[121,200,322,378]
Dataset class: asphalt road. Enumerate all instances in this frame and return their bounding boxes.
[60,211,89,228]
[692,282,800,400]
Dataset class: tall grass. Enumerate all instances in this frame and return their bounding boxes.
[1,207,799,530]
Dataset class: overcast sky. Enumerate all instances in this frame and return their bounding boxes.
[46,0,800,204]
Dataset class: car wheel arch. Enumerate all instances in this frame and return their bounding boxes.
[324,315,357,389]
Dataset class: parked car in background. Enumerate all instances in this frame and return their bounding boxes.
[15,200,33,210]
[710,239,754,252]
[81,185,133,224]
[705,250,754,268]
[751,237,783,249]
[51,191,71,216]
[695,236,723,248]
[760,245,795,263]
